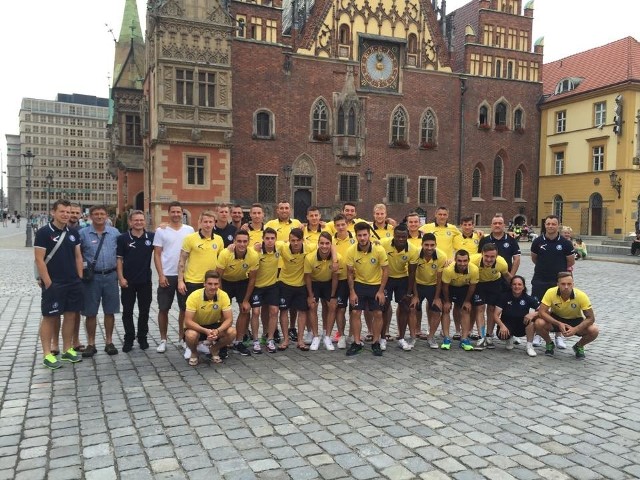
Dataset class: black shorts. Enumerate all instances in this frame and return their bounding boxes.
[41,281,84,317]
[417,284,436,309]
[351,282,383,312]
[222,279,249,304]
[177,282,202,311]
[157,275,178,311]
[550,314,584,335]
[474,279,504,306]
[335,280,349,308]
[449,285,470,307]
[312,280,332,302]
[250,285,279,308]
[531,280,556,302]
[385,277,408,303]
[498,314,528,338]
[190,322,221,342]
[279,283,309,312]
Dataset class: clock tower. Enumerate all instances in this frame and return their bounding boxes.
[359,39,401,92]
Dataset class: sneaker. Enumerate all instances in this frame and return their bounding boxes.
[61,348,81,363]
[486,336,495,349]
[475,337,487,351]
[371,342,383,356]
[460,338,474,351]
[407,338,416,350]
[346,342,363,356]
[452,333,461,340]
[440,337,451,350]
[183,347,192,360]
[274,329,282,343]
[156,340,167,353]
[104,343,118,355]
[180,339,186,349]
[267,340,277,353]
[526,344,537,357]
[303,330,313,345]
[545,341,555,356]
[331,331,341,343]
[555,335,567,349]
[138,338,149,350]
[379,338,387,351]
[288,328,298,342]
[428,337,439,349]
[43,353,61,370]
[513,337,522,345]
[323,336,335,351]
[532,335,542,347]
[219,347,229,359]
[397,338,409,350]
[253,340,263,354]
[337,335,347,349]
[505,337,514,350]
[310,337,321,351]
[573,343,585,358]
[234,342,252,356]
[470,333,480,340]
[82,344,97,358]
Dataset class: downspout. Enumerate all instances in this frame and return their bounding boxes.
[457,77,467,223]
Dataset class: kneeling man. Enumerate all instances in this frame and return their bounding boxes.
[184,271,236,366]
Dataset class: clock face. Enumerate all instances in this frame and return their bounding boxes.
[360,45,399,90]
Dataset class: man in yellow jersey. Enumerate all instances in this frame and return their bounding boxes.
[371,203,395,241]
[380,224,419,351]
[323,202,366,236]
[535,272,598,358]
[264,201,302,242]
[177,211,225,344]
[246,203,266,247]
[249,227,280,353]
[304,232,339,351]
[420,206,461,261]
[346,222,389,356]
[405,212,423,249]
[470,243,511,350]
[331,214,356,348]
[302,206,323,248]
[217,230,260,355]
[414,233,448,349]
[442,249,479,351]
[455,216,483,254]
[184,271,236,366]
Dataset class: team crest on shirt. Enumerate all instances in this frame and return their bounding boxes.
[402,255,408,261]
[145,240,151,246]
[69,235,76,242]
[474,240,479,245]
[571,303,577,309]
[556,245,562,250]
[370,258,377,264]
[242,263,248,269]
[212,244,218,249]
[350,239,356,244]
[503,242,509,248]
[447,231,452,236]
[227,235,234,241]
[519,299,526,306]
[431,264,437,269]
[491,269,497,274]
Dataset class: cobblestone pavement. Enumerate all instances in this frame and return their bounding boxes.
[1,235,639,479]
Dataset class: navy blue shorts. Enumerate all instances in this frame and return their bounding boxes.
[385,277,408,303]
[312,280,333,302]
[279,282,309,312]
[473,279,503,306]
[351,282,384,312]
[417,284,437,309]
[41,281,84,317]
[222,279,249,304]
[335,280,349,308]
[448,285,470,308]
[250,285,279,308]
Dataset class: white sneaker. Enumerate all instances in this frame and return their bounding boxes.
[526,344,537,357]
[253,340,262,354]
[337,336,347,349]
[407,338,416,350]
[183,347,192,360]
[505,337,514,350]
[532,335,542,347]
[156,340,167,353]
[555,335,567,349]
[303,330,313,345]
[379,338,387,351]
[485,336,495,349]
[513,337,522,345]
[475,337,487,351]
[397,338,408,350]
[181,339,186,348]
[428,337,439,349]
[324,336,335,351]
[310,336,321,351]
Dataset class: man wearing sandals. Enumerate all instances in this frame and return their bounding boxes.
[184,271,236,366]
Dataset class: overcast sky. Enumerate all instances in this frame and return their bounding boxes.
[1,0,637,178]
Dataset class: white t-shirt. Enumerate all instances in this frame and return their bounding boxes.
[153,224,195,276]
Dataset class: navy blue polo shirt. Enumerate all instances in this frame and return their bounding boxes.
[531,234,575,283]
[116,230,155,284]
[213,222,237,247]
[496,292,539,320]
[34,223,82,284]
[478,234,521,271]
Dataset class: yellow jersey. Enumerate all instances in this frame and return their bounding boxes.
[345,243,389,285]
[181,231,224,283]
[470,253,508,283]
[304,251,339,283]
[247,223,265,246]
[255,246,280,288]
[407,231,423,249]
[371,222,394,241]
[442,262,479,287]
[216,248,260,282]
[455,232,482,255]
[185,288,232,326]
[419,222,461,260]
[277,242,307,287]
[303,225,323,249]
[541,287,591,319]
[323,217,367,236]
[380,238,420,278]
[415,248,448,286]
[264,218,302,243]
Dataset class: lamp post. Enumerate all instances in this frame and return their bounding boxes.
[609,170,622,199]
[282,164,293,201]
[21,149,36,247]
[46,172,53,218]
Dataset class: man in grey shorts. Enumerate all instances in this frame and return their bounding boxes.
[153,202,194,352]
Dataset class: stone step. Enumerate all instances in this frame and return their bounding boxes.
[602,239,634,247]
[587,244,632,255]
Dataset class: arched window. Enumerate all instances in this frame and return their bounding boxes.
[391,107,407,143]
[495,59,502,78]
[514,168,523,198]
[311,100,329,139]
[420,110,437,146]
[514,108,523,130]
[337,107,345,134]
[553,195,564,222]
[507,61,514,79]
[493,156,503,197]
[339,24,350,44]
[472,168,482,198]
[479,105,488,126]
[348,107,356,135]
[254,109,274,139]
[495,102,507,126]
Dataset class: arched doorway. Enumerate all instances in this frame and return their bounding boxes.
[589,193,603,235]
[292,154,316,222]
[294,190,312,223]
[134,191,144,211]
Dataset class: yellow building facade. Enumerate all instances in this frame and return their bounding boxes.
[538,37,640,237]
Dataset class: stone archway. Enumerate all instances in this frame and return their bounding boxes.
[589,192,603,235]
[292,154,317,222]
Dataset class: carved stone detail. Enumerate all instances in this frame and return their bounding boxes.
[164,67,174,101]
[294,154,315,175]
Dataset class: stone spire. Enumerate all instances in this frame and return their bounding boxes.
[112,0,145,89]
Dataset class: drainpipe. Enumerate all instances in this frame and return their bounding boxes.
[457,77,467,223]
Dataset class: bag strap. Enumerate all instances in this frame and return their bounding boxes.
[44,231,67,265]
[90,233,107,267]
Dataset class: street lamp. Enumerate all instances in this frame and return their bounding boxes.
[282,165,292,183]
[609,170,622,199]
[21,149,36,247]
[365,168,374,183]
[46,172,54,218]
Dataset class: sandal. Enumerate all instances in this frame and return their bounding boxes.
[364,335,373,342]
[277,343,289,351]
[188,357,199,366]
[417,332,429,340]
[297,344,309,351]
[74,345,86,352]
[212,355,223,364]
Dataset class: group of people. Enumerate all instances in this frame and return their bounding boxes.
[34,199,599,370]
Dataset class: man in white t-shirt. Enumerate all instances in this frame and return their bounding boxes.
[153,202,195,352]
